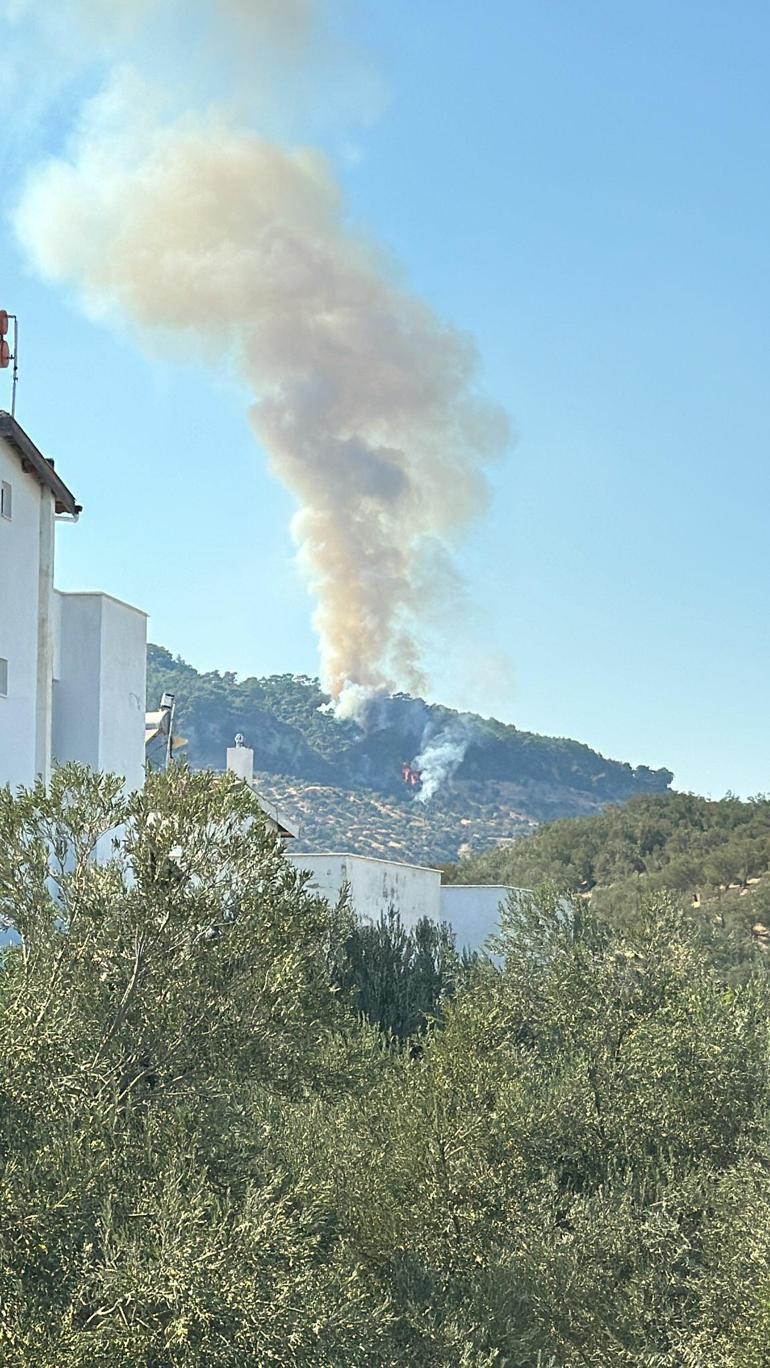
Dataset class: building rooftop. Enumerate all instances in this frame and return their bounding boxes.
[254,790,299,841]
[292,850,442,874]
[0,411,81,516]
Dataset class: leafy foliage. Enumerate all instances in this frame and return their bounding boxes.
[447,789,770,894]
[2,770,770,1364]
[337,908,471,1041]
[0,765,386,1365]
[302,890,770,1365]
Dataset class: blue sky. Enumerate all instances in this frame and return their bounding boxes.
[2,0,769,796]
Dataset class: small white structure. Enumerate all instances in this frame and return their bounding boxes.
[439,885,516,952]
[288,850,443,926]
[226,735,255,787]
[225,737,299,840]
[0,412,147,792]
[288,849,523,952]
[53,592,147,792]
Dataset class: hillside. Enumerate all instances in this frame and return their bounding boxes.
[445,792,770,966]
[147,644,673,865]
[444,791,770,893]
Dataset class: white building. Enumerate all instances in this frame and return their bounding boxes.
[288,849,444,926]
[0,412,147,792]
[286,848,519,952]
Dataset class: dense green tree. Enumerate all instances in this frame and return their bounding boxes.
[3,770,770,1364]
[336,907,468,1041]
[0,765,388,1366]
[317,889,770,1364]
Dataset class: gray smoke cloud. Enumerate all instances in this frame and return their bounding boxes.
[12,0,509,712]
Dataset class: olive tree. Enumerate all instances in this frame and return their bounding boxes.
[0,765,388,1366]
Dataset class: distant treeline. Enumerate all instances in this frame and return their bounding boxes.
[445,790,770,979]
[147,642,673,801]
[446,790,770,895]
[146,644,675,869]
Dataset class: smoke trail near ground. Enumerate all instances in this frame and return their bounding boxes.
[13,1,508,708]
[413,717,476,803]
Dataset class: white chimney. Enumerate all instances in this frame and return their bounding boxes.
[226,732,254,787]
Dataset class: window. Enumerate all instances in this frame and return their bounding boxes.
[0,482,11,520]
[0,659,7,697]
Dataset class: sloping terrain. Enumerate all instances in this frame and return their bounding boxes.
[251,775,538,866]
[147,644,674,865]
[444,791,770,892]
[444,790,770,972]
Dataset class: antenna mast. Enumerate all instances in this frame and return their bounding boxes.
[0,312,18,416]
[160,691,177,770]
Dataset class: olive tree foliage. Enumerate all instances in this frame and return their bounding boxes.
[0,764,390,1367]
[337,907,467,1041]
[304,888,770,1366]
[3,769,770,1367]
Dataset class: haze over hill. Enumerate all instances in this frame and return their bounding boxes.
[148,645,673,865]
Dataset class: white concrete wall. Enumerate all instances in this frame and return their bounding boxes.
[288,852,442,927]
[0,437,54,790]
[53,592,147,791]
[98,595,147,790]
[439,885,518,952]
[53,591,100,770]
[288,853,525,952]
[34,486,55,780]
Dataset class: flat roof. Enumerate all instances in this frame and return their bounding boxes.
[441,884,527,891]
[56,590,148,618]
[290,850,442,875]
[0,411,80,516]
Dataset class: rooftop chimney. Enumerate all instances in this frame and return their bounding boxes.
[226,732,254,788]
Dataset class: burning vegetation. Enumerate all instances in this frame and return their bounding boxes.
[401,762,423,790]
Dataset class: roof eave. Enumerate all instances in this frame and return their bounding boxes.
[0,411,81,516]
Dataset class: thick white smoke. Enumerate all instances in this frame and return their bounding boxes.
[12,1,508,708]
[413,717,476,804]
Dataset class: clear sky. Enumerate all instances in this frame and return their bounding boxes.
[1,0,769,797]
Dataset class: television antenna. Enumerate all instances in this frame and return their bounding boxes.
[0,312,19,417]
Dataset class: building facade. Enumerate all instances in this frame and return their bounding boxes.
[0,412,147,792]
[287,848,519,952]
[287,850,444,926]
[439,884,515,951]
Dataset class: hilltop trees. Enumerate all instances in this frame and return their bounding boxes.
[145,644,673,869]
[1,768,770,1363]
[447,790,770,897]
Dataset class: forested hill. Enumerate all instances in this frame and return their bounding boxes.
[445,791,770,929]
[147,644,673,864]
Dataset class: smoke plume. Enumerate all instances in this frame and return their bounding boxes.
[413,717,476,804]
[13,1,508,708]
